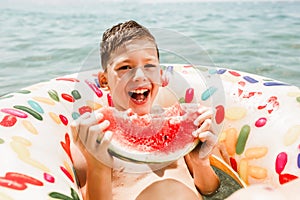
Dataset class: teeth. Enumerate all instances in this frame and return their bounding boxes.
[131,89,149,94]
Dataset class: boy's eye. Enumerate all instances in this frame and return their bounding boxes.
[118,65,132,70]
[144,64,157,68]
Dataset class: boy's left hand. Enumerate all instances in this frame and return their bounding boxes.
[189,106,218,160]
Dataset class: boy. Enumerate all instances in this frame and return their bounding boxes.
[71,20,220,200]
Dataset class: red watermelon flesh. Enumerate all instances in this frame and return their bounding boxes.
[100,103,200,162]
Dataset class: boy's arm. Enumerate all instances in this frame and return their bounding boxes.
[185,153,220,195]
[72,141,113,200]
[84,155,112,200]
[71,111,114,200]
[187,106,220,195]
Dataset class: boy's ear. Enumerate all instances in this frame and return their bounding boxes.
[159,68,165,87]
[98,71,109,89]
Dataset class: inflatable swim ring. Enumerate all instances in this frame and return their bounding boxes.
[0,64,299,199]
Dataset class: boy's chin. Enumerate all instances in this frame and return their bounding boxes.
[128,98,152,115]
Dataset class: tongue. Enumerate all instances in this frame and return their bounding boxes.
[132,93,145,101]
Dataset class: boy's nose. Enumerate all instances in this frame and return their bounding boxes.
[132,68,147,82]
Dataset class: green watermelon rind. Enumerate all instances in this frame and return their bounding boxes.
[107,139,200,164]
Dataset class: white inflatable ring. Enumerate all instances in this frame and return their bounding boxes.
[0,64,299,199]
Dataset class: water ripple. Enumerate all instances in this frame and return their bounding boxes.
[1,1,300,95]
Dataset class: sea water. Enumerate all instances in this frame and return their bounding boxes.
[1,1,300,96]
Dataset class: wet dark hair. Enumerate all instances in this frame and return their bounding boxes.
[100,20,159,71]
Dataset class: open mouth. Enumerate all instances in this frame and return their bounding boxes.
[128,88,150,103]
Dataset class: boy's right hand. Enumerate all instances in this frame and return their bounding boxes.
[70,110,113,169]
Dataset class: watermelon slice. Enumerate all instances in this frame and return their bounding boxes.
[100,103,201,163]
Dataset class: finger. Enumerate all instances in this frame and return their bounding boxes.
[193,109,213,126]
[99,130,113,149]
[78,112,104,143]
[198,142,214,159]
[98,131,114,167]
[86,120,110,148]
[198,131,217,144]
[81,112,104,127]
[198,131,218,158]
[192,119,212,137]
[85,125,100,150]
[93,108,107,117]
[76,112,92,124]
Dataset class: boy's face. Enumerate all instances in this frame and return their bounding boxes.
[102,39,161,115]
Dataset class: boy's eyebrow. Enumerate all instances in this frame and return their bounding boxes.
[115,57,157,65]
[142,56,159,62]
[110,54,158,66]
[109,58,131,66]
[117,59,132,65]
